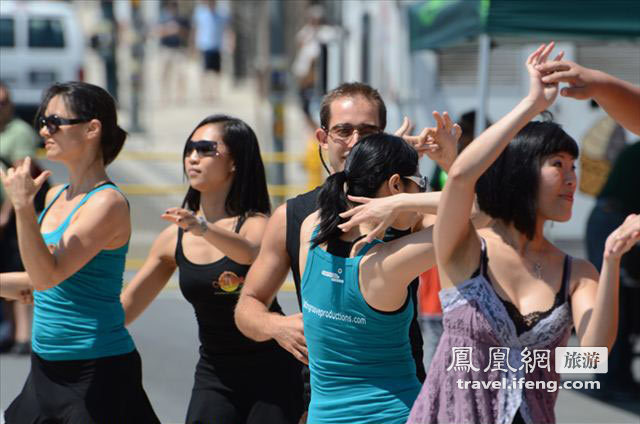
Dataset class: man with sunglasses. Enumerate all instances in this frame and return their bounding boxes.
[235,82,455,421]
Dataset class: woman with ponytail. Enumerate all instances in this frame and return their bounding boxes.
[0,82,159,423]
[298,132,445,424]
[121,115,304,423]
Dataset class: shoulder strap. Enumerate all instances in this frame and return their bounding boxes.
[175,227,185,262]
[37,184,69,224]
[234,214,247,233]
[355,239,383,257]
[479,237,489,276]
[561,255,572,301]
[58,183,121,230]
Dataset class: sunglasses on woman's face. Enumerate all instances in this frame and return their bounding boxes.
[185,140,219,157]
[403,174,428,193]
[38,115,91,134]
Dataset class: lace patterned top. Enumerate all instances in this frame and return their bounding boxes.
[497,255,570,336]
[407,239,574,424]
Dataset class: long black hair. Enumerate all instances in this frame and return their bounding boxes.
[312,133,418,247]
[476,120,579,240]
[181,114,271,217]
[36,81,126,165]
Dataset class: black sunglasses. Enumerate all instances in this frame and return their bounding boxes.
[185,140,219,157]
[403,174,428,193]
[39,115,91,134]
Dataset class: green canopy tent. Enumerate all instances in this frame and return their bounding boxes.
[407,0,640,135]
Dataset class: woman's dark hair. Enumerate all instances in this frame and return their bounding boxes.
[313,133,418,247]
[475,120,579,240]
[36,81,126,165]
[181,114,271,217]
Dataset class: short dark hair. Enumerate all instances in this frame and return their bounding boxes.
[313,133,417,247]
[36,81,126,165]
[181,115,271,217]
[475,120,579,239]
[319,82,386,130]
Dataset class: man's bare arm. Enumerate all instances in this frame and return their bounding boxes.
[234,204,308,363]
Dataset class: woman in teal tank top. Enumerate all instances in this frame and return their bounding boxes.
[0,82,158,423]
[298,133,447,424]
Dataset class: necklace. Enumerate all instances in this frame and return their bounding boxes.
[492,222,546,280]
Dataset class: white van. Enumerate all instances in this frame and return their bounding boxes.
[0,0,85,117]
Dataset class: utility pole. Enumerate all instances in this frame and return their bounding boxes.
[129,0,145,133]
[269,0,287,204]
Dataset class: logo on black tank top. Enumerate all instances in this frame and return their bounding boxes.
[212,271,244,293]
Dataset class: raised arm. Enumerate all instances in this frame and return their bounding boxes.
[161,208,267,265]
[571,214,640,349]
[436,43,562,286]
[537,60,640,135]
[0,158,130,291]
[121,225,178,325]
[234,204,308,364]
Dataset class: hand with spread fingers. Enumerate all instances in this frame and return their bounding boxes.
[604,214,640,261]
[425,111,462,172]
[394,116,433,158]
[0,157,51,211]
[525,42,564,113]
[161,207,207,236]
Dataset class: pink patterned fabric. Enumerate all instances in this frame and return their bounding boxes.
[407,242,573,424]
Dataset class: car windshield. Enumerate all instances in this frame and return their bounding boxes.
[28,17,65,48]
[0,17,14,47]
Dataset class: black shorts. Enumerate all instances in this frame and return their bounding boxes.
[4,350,159,424]
[202,49,221,72]
[186,346,304,424]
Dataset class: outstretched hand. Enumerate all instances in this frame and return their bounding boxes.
[604,214,640,261]
[0,157,51,211]
[525,42,564,112]
[161,207,205,235]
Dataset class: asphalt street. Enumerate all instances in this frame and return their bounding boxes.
[2,290,639,423]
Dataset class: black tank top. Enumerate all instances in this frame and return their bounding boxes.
[176,216,283,355]
[286,187,321,307]
[286,188,426,382]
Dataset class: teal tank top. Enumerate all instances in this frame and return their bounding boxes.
[301,229,421,424]
[32,183,135,361]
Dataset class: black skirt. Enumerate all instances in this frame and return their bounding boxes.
[4,349,159,424]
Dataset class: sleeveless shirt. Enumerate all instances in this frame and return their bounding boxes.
[176,217,283,355]
[301,228,421,423]
[33,183,135,361]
